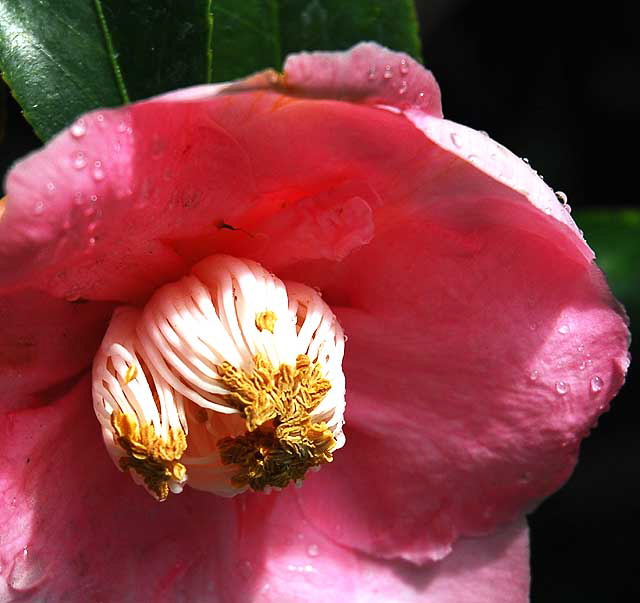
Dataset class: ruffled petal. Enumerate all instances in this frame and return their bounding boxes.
[0,377,252,602]
[233,489,529,602]
[291,208,628,562]
[283,42,443,117]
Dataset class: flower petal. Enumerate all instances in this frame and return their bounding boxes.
[0,377,251,601]
[292,208,628,562]
[283,42,443,117]
[233,489,529,602]
[0,289,113,412]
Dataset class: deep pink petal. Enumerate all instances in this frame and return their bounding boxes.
[291,213,628,562]
[0,289,113,412]
[0,378,252,602]
[234,489,529,602]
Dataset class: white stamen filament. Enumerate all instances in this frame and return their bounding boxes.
[92,254,346,499]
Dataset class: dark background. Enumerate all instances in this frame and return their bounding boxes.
[1,1,638,600]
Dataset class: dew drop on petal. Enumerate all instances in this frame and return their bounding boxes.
[70,119,86,138]
[590,376,604,392]
[307,544,319,557]
[92,160,105,181]
[555,191,568,204]
[117,120,127,133]
[73,151,87,170]
[450,132,462,148]
[367,66,377,80]
[558,324,570,334]
[544,207,552,215]
[8,548,45,591]
[34,201,44,215]
[383,64,393,79]
[529,369,540,381]
[46,182,55,193]
[96,113,105,124]
[555,381,570,395]
[88,237,96,246]
[398,80,408,95]
[399,58,409,75]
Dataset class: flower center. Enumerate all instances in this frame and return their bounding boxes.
[92,255,346,500]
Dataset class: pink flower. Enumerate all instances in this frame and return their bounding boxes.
[0,42,629,602]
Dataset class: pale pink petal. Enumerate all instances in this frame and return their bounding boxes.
[283,42,443,117]
[0,377,250,601]
[234,489,529,602]
[0,290,113,411]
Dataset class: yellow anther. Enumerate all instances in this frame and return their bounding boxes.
[110,411,187,501]
[124,364,138,384]
[216,353,336,490]
[255,310,277,333]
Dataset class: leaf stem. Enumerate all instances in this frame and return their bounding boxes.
[94,0,130,104]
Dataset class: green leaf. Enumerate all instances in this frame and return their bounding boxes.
[0,0,122,141]
[0,0,421,140]
[0,0,214,141]
[278,0,421,63]
[209,0,422,83]
[96,0,213,101]
[576,209,640,324]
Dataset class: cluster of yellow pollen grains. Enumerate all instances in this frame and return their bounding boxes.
[217,353,336,490]
[110,411,187,501]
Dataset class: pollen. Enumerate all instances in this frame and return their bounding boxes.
[92,255,346,500]
[255,310,277,333]
[111,411,187,501]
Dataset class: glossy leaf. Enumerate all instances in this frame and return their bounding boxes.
[278,0,421,63]
[0,0,421,140]
[0,0,122,141]
[97,0,214,101]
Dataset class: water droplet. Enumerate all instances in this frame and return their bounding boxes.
[92,160,105,181]
[555,191,568,204]
[479,130,489,137]
[523,157,530,164]
[558,324,570,334]
[87,222,98,234]
[90,194,98,203]
[367,66,377,80]
[450,132,462,148]
[70,119,86,138]
[46,182,55,193]
[555,381,570,395]
[529,369,540,381]
[88,237,96,246]
[8,548,45,591]
[468,154,479,164]
[544,207,552,215]
[117,120,127,133]
[528,322,538,331]
[564,203,572,213]
[34,201,44,215]
[577,344,584,352]
[287,563,316,574]
[590,376,603,392]
[73,151,87,169]
[398,80,408,95]
[307,544,319,557]
[383,64,393,79]
[96,113,105,124]
[399,58,409,75]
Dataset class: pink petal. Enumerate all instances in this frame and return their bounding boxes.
[283,42,443,117]
[234,489,529,602]
[0,42,628,571]
[291,213,628,562]
[0,289,113,412]
[0,377,247,601]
